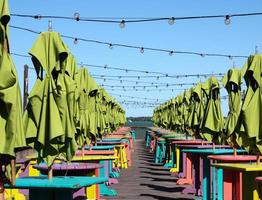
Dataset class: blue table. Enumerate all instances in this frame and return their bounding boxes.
[5,176,107,200]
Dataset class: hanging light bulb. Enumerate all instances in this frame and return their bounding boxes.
[140,47,144,54]
[120,80,123,83]
[200,53,205,58]
[103,78,106,82]
[168,17,175,25]
[228,55,233,60]
[125,69,129,73]
[74,12,80,21]
[136,81,138,85]
[119,20,126,28]
[224,15,231,25]
[104,64,108,69]
[73,38,78,45]
[109,43,113,49]
[138,76,140,80]
[156,76,159,80]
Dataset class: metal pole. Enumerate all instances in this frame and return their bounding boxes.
[23,64,29,111]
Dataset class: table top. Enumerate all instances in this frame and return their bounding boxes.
[177,144,231,149]
[72,155,117,162]
[33,163,102,171]
[75,150,115,156]
[5,176,108,189]
[97,141,123,145]
[255,177,262,183]
[84,145,115,150]
[182,148,246,155]
[212,162,262,171]
[208,155,259,162]
[171,140,211,145]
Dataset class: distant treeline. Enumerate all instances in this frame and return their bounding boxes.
[127,116,152,121]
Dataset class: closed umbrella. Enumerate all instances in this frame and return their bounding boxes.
[200,77,224,143]
[222,68,242,146]
[23,31,77,178]
[188,83,205,138]
[0,0,26,189]
[237,55,262,154]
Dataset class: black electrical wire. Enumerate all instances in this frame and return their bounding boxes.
[10,25,249,59]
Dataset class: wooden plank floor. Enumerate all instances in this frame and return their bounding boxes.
[107,139,196,200]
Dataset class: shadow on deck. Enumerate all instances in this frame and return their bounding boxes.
[107,139,195,200]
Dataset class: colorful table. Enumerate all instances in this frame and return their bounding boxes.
[72,155,118,196]
[5,176,107,200]
[182,148,246,200]
[208,155,258,200]
[212,162,262,200]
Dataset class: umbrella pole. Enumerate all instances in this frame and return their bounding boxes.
[10,159,16,185]
[48,166,53,180]
[233,146,237,157]
[257,153,260,165]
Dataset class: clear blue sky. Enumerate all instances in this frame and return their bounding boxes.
[9,0,262,117]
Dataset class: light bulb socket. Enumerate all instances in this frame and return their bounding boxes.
[119,20,126,28]
[74,12,80,21]
[109,43,113,49]
[140,47,144,54]
[224,15,231,25]
[168,17,175,25]
[74,38,78,44]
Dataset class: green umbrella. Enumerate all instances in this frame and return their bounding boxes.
[222,68,242,145]
[74,67,91,146]
[0,0,26,184]
[23,31,77,167]
[188,83,205,138]
[237,54,262,153]
[200,77,224,143]
[86,75,99,140]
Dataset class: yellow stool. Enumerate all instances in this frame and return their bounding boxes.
[170,148,180,173]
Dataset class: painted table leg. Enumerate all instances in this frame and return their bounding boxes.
[99,160,118,196]
[223,169,233,200]
[177,152,192,184]
[217,168,223,200]
[242,171,259,200]
[202,157,210,200]
[212,166,216,200]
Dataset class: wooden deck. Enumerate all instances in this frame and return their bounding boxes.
[107,139,196,200]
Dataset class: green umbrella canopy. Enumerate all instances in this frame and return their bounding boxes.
[86,74,99,139]
[191,83,205,138]
[0,0,26,168]
[237,55,262,153]
[23,31,77,166]
[222,68,242,145]
[200,77,224,143]
[74,67,92,146]
[95,87,107,136]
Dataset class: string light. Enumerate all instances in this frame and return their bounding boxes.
[10,25,249,59]
[11,12,262,25]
